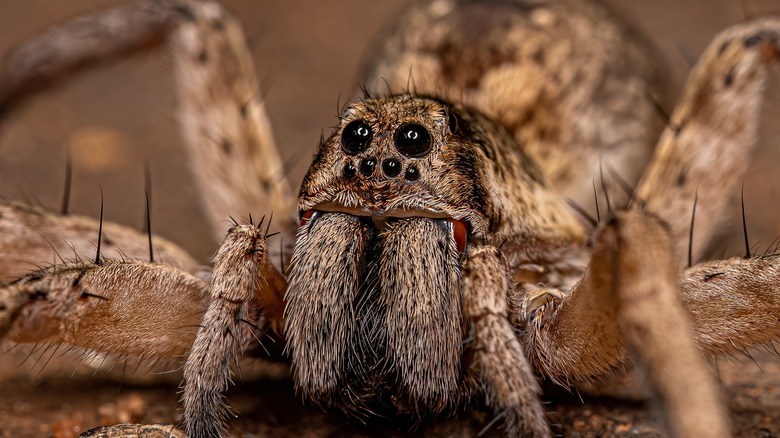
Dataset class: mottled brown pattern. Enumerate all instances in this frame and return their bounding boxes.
[362,0,663,216]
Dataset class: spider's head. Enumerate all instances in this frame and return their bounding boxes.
[298,94,505,243]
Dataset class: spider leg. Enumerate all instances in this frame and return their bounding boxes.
[183,223,286,438]
[604,212,731,437]
[636,17,780,262]
[681,255,780,356]
[80,423,186,438]
[169,0,296,242]
[524,211,730,437]
[0,259,209,358]
[462,244,550,438]
[0,0,297,246]
[0,200,201,283]
[0,222,285,437]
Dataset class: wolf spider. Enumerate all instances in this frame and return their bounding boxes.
[1,0,780,437]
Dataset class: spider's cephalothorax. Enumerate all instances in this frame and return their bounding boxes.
[285,95,583,416]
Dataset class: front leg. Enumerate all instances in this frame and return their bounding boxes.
[183,221,286,438]
[1,260,209,357]
[604,211,730,438]
[462,244,550,437]
[524,211,730,437]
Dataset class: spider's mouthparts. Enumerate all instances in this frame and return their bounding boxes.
[299,208,469,252]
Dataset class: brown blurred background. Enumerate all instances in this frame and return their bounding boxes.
[0,0,778,263]
[0,1,780,436]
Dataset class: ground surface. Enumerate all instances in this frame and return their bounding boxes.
[1,0,780,437]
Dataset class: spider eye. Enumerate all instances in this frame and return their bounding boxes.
[341,120,372,155]
[447,110,459,134]
[394,123,432,158]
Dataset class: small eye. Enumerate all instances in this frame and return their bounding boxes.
[360,157,377,176]
[447,110,459,134]
[381,158,402,178]
[394,123,432,158]
[341,120,372,155]
[343,162,357,178]
[404,165,420,181]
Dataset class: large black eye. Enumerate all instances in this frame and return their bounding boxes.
[394,123,432,158]
[341,120,372,155]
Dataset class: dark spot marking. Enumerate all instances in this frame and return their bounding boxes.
[435,41,515,89]
[718,41,729,55]
[676,171,686,187]
[221,139,232,155]
[724,70,734,88]
[173,4,197,22]
[212,19,225,31]
[197,50,209,64]
[262,179,271,193]
[427,2,524,88]
[745,35,763,48]
[102,234,114,246]
[532,48,545,64]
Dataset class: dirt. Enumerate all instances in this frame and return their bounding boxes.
[1,347,778,437]
[1,0,780,437]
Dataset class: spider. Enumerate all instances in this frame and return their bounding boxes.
[1,0,779,437]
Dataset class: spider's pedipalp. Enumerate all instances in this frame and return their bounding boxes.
[462,244,550,438]
[637,17,780,263]
[183,222,285,438]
